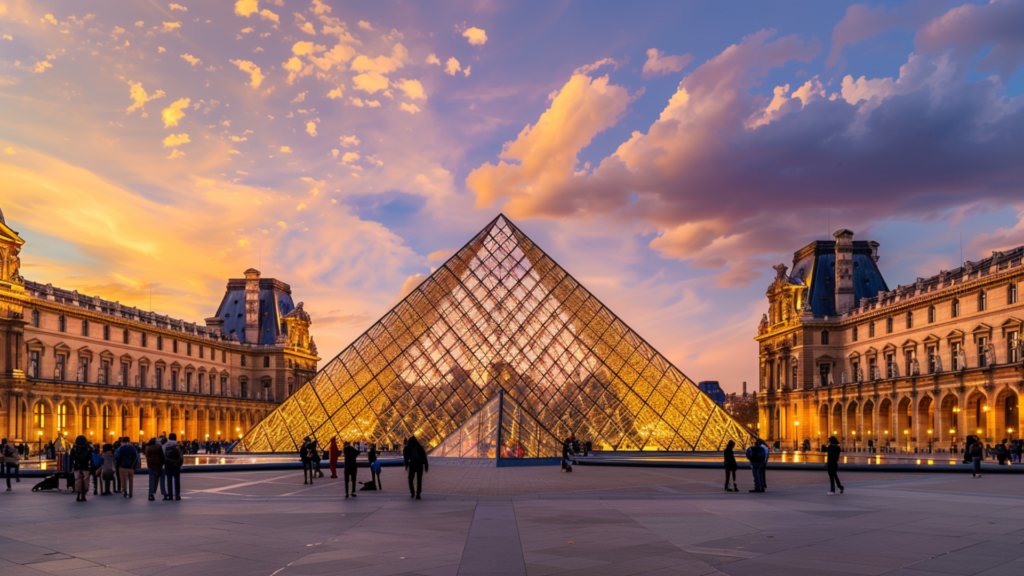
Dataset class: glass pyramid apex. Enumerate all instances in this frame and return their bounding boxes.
[430,390,563,459]
[238,214,755,453]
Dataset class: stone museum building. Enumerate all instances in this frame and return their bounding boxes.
[0,206,319,448]
[757,229,1024,452]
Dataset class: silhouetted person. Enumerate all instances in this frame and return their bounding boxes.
[404,436,428,499]
[825,436,844,495]
[329,438,339,479]
[970,439,984,478]
[2,438,21,491]
[300,437,314,485]
[343,441,360,498]
[69,436,93,502]
[723,440,738,492]
[745,439,767,492]
[367,444,381,489]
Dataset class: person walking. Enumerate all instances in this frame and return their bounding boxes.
[69,436,93,502]
[300,437,314,485]
[970,439,984,477]
[367,444,381,490]
[723,440,738,492]
[100,444,115,495]
[329,438,339,479]
[404,436,428,500]
[825,436,845,495]
[343,441,360,498]
[144,439,165,502]
[163,438,184,501]
[2,437,21,492]
[114,438,139,498]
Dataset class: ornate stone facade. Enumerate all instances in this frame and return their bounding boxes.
[0,208,319,447]
[757,230,1024,452]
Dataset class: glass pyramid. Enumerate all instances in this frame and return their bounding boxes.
[430,390,563,459]
[238,215,754,453]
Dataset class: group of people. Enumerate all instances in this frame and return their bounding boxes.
[724,437,847,495]
[65,434,185,502]
[298,436,428,499]
[561,435,587,472]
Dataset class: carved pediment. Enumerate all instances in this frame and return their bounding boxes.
[900,339,918,350]
[922,333,940,345]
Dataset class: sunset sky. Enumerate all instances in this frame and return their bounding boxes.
[2,0,1023,393]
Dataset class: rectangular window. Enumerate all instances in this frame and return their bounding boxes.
[1010,331,1021,363]
[241,355,247,367]
[58,315,66,332]
[171,370,178,391]
[868,357,877,380]
[120,362,129,386]
[187,342,192,356]
[140,365,148,388]
[905,350,916,376]
[141,333,147,348]
[31,310,40,328]
[55,354,66,380]
[123,330,129,344]
[77,357,89,382]
[952,341,963,370]
[1010,284,1019,305]
[103,325,110,341]
[886,353,895,379]
[852,326,858,342]
[978,336,988,368]
[156,367,163,390]
[886,317,893,334]
[173,340,178,354]
[199,346,204,359]
[221,376,227,395]
[222,350,226,363]
[264,355,270,368]
[100,359,110,384]
[819,363,831,386]
[82,320,89,336]
[28,350,40,378]
[186,372,193,392]
[869,323,875,338]
[198,372,205,393]
[928,345,937,373]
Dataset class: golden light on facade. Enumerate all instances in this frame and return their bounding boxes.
[927,429,933,435]
[238,215,754,454]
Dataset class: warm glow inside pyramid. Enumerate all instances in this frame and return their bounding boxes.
[430,390,563,459]
[238,215,754,453]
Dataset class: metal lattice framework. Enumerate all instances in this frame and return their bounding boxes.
[429,390,563,459]
[238,215,754,453]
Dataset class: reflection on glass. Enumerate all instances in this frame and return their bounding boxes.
[239,216,754,453]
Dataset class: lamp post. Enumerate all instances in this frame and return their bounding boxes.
[851,430,857,451]
[884,430,889,453]
[236,426,241,440]
[37,430,43,461]
[927,429,933,453]
[904,429,910,452]
[794,421,800,451]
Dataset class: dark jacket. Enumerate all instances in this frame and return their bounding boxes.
[114,443,139,468]
[724,447,738,470]
[970,441,984,459]
[343,445,360,468]
[70,443,93,472]
[367,447,378,464]
[825,443,842,467]
[145,444,165,471]
[164,443,184,472]
[404,439,428,471]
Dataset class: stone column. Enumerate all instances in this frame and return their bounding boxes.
[985,397,997,444]
[933,399,942,453]
[911,395,921,452]
[856,404,864,451]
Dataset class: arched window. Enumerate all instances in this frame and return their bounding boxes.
[84,405,93,429]
[952,299,960,318]
[102,405,111,430]
[928,306,936,323]
[886,317,893,334]
[906,311,913,329]
[820,330,829,345]
[978,290,987,312]
[33,403,46,428]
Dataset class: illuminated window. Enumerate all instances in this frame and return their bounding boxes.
[979,290,987,312]
[1010,283,1019,305]
[57,403,67,429]
[34,402,46,429]
[1009,331,1021,363]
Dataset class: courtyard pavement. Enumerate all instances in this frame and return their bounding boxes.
[2,463,1024,575]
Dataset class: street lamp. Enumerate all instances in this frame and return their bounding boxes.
[36,430,43,461]
[794,421,800,451]
[927,429,933,453]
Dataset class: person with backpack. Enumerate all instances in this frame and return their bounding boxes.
[343,441,360,498]
[970,439,984,478]
[163,438,184,500]
[70,436,93,502]
[114,437,139,498]
[745,440,767,492]
[723,440,738,492]
[825,436,845,495]
[404,436,428,499]
[2,437,22,492]
[144,438,165,501]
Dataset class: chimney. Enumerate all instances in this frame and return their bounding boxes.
[244,268,260,344]
[833,229,855,315]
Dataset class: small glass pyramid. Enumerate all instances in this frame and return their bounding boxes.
[238,215,754,453]
[431,390,563,460]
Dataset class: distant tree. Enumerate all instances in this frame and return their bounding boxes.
[723,393,758,433]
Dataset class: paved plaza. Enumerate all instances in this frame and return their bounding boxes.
[2,464,1024,575]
